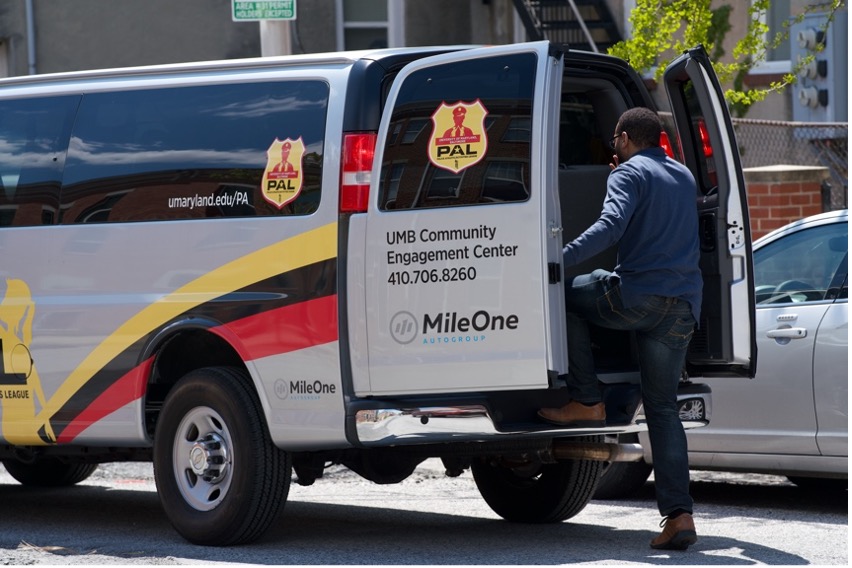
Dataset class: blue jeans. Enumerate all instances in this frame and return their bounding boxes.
[565,269,696,517]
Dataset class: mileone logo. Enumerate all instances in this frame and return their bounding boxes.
[389,309,520,346]
[275,378,337,400]
[423,310,519,333]
[390,311,418,344]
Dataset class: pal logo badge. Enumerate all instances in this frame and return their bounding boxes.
[429,100,489,174]
[262,137,305,208]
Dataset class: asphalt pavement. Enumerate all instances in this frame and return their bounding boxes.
[0,459,847,565]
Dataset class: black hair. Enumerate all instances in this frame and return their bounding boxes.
[616,107,661,149]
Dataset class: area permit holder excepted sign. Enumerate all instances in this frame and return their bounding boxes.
[232,0,297,21]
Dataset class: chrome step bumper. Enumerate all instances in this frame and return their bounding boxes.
[354,388,710,446]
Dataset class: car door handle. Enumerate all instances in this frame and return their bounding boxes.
[766,327,808,339]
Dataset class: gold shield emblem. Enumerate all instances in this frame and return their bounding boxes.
[262,137,305,209]
[429,100,489,173]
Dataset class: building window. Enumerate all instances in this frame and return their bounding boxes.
[336,0,404,50]
[747,0,793,79]
[0,39,8,78]
[765,0,791,62]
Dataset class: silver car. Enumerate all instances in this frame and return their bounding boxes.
[596,210,848,497]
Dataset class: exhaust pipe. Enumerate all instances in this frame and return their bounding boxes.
[551,440,645,462]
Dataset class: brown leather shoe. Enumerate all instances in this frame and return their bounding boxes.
[650,513,697,550]
[537,400,605,427]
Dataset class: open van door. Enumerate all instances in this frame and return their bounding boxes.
[355,41,566,396]
[663,46,757,378]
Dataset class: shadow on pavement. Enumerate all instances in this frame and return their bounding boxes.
[0,480,822,565]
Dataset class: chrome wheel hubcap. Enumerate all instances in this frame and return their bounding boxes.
[172,407,234,511]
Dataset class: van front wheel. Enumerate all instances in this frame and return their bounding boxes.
[471,440,603,523]
[153,367,291,546]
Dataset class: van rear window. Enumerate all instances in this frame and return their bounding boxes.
[61,80,329,223]
[378,53,536,211]
[672,79,718,196]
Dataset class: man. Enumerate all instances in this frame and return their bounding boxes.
[538,107,702,551]
[443,105,474,138]
[272,140,295,174]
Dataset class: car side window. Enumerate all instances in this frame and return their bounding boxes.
[832,269,848,300]
[753,221,848,305]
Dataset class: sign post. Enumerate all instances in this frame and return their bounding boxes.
[232,1,297,22]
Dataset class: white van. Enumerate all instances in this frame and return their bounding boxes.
[0,41,755,545]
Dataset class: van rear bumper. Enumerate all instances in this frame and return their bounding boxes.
[354,385,710,446]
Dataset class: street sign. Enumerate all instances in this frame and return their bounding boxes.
[232,1,296,21]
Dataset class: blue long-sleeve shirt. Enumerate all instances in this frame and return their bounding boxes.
[563,147,703,323]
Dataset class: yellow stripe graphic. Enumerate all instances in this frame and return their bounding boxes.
[36,221,338,425]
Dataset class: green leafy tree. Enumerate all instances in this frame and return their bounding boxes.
[607,0,845,116]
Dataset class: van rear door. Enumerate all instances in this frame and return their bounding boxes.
[355,41,565,396]
[663,47,757,378]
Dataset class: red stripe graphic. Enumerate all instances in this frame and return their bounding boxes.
[57,295,338,443]
[212,294,339,362]
[56,357,152,444]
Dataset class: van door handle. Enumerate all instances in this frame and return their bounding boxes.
[766,327,807,339]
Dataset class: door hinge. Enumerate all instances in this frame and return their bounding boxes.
[548,262,561,284]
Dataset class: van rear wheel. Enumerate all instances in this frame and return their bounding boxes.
[153,366,291,546]
[471,438,603,523]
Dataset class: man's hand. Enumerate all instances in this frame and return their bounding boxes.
[609,154,620,170]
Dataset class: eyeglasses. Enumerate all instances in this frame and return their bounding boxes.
[608,132,623,150]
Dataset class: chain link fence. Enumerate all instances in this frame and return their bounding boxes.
[732,118,848,210]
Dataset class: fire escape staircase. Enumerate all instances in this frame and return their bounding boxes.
[512,0,622,53]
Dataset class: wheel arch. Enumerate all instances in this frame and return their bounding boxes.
[142,318,256,439]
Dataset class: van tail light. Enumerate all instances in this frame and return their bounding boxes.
[697,119,714,157]
[660,131,674,158]
[340,132,377,213]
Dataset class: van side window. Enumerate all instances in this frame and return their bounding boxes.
[378,53,535,210]
[0,96,79,227]
[61,81,328,223]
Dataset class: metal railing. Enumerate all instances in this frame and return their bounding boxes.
[511,0,621,51]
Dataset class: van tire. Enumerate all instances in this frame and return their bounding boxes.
[153,366,291,546]
[2,458,98,487]
[471,437,603,523]
[593,460,653,500]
